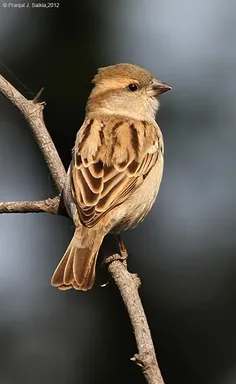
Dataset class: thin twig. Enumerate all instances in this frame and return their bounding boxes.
[0,73,164,384]
[33,87,44,104]
[0,197,60,215]
[108,260,164,384]
[0,75,66,192]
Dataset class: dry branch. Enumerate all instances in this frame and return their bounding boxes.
[0,73,165,384]
[108,260,164,384]
[0,197,60,215]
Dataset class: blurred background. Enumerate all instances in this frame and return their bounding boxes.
[0,0,236,383]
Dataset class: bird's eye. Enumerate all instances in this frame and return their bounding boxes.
[128,83,139,92]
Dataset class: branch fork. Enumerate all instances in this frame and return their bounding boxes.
[0,74,165,384]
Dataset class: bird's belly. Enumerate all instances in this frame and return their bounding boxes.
[110,155,164,233]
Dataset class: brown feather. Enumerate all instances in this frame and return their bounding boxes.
[71,117,161,227]
[81,167,103,194]
[51,227,104,291]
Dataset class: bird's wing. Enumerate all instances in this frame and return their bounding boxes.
[71,118,162,227]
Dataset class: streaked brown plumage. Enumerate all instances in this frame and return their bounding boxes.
[51,63,171,291]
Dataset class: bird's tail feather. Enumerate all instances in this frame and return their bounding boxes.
[51,227,104,291]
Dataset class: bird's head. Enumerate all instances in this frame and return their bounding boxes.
[86,63,171,122]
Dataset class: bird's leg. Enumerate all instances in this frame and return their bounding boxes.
[116,234,128,260]
[103,234,128,266]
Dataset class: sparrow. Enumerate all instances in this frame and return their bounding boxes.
[51,63,171,291]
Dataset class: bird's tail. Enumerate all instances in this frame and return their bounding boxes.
[51,226,104,291]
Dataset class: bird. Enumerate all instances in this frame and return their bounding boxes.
[51,63,171,291]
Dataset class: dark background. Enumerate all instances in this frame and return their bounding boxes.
[1,1,236,383]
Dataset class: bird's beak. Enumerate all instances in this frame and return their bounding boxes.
[148,79,172,97]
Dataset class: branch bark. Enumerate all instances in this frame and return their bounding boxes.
[0,197,60,215]
[108,260,164,384]
[0,74,165,384]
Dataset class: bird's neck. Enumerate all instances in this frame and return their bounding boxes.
[86,103,158,124]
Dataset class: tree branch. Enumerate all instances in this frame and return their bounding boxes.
[0,197,60,215]
[108,260,164,384]
[0,74,165,384]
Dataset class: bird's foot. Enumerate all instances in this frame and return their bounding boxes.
[103,252,127,265]
[102,233,128,271]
